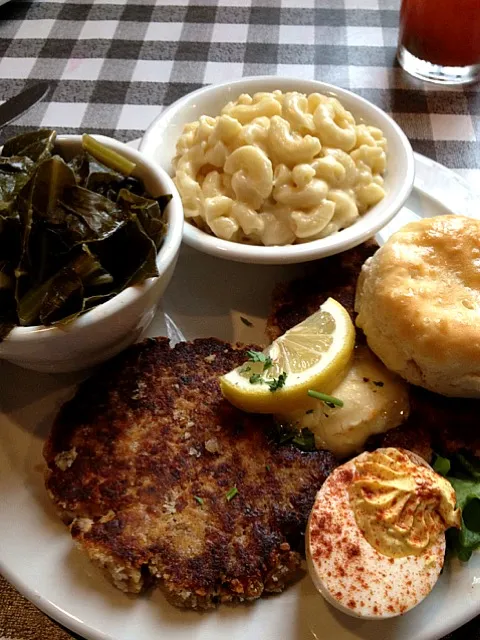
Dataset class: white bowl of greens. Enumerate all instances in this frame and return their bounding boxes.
[0,131,183,372]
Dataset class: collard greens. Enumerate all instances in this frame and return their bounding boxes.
[0,130,171,338]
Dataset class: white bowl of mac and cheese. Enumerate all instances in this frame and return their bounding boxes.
[140,77,414,265]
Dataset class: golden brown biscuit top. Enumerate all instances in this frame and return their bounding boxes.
[373,216,480,356]
[355,215,480,396]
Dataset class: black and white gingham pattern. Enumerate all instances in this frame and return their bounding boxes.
[0,0,480,189]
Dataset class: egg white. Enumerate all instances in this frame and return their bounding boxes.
[306,450,445,619]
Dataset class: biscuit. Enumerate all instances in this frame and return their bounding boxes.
[355,215,480,397]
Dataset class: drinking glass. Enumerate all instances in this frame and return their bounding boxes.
[397,0,480,85]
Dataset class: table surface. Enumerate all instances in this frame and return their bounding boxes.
[0,0,479,639]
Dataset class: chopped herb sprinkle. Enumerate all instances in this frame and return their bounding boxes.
[305,409,314,415]
[292,428,315,451]
[249,373,263,384]
[265,464,271,472]
[246,349,273,372]
[194,496,204,505]
[274,422,316,451]
[262,356,273,371]
[268,372,287,392]
[307,390,344,407]
[226,487,238,501]
[363,377,370,383]
[373,380,384,387]
[247,349,268,363]
[240,316,254,327]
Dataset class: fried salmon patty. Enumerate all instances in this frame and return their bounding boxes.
[266,239,378,344]
[44,338,337,609]
[267,241,480,462]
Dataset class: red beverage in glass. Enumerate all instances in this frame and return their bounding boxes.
[398,0,480,84]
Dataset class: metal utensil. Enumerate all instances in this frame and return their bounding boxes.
[0,81,51,129]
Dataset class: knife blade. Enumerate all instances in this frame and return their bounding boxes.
[0,81,50,129]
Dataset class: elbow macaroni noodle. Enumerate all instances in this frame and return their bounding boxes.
[173,90,387,246]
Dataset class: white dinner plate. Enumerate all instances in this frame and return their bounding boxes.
[0,152,479,640]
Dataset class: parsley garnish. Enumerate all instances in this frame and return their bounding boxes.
[262,356,273,371]
[265,464,271,472]
[292,428,316,451]
[273,422,316,452]
[226,486,238,501]
[246,350,272,372]
[194,496,204,505]
[433,454,451,477]
[307,389,343,407]
[434,452,480,561]
[267,372,287,392]
[247,350,267,363]
[244,352,286,390]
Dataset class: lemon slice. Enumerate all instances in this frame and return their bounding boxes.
[220,298,355,414]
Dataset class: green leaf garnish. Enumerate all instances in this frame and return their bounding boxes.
[247,349,267,363]
[249,373,263,384]
[226,487,238,501]
[433,454,451,477]
[194,495,204,505]
[245,349,274,374]
[436,451,480,562]
[456,453,480,480]
[262,356,273,371]
[292,428,315,451]
[267,372,287,392]
[273,421,316,452]
[307,390,344,407]
[463,497,480,533]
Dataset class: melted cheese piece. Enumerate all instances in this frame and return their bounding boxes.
[282,345,409,457]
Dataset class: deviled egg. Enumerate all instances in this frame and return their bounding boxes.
[306,447,460,619]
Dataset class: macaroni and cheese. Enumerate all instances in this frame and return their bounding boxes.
[173,90,387,246]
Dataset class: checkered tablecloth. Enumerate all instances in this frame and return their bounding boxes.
[0,0,480,639]
[0,0,480,191]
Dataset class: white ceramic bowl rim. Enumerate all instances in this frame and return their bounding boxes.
[4,134,183,342]
[141,76,415,265]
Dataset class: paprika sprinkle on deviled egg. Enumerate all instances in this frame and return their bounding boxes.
[306,447,460,619]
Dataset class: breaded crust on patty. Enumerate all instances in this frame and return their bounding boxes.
[267,242,480,462]
[266,240,378,343]
[44,337,337,609]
